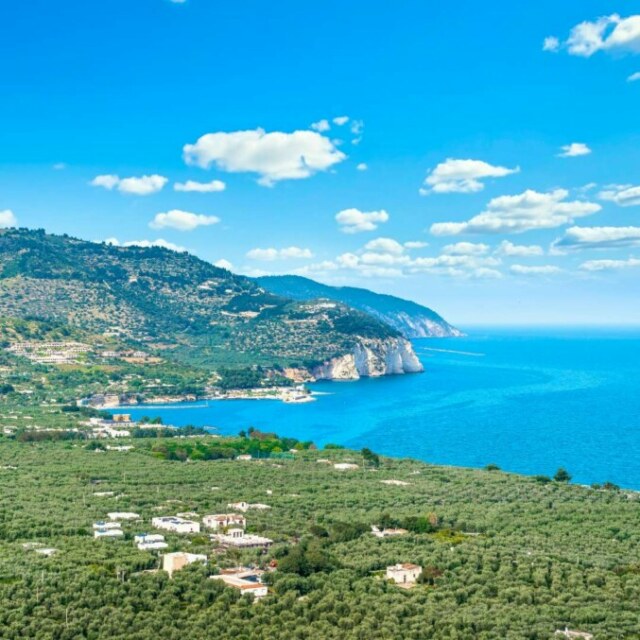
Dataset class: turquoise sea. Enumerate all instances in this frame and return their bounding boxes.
[114,328,640,489]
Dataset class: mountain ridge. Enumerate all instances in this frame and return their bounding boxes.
[256,275,463,339]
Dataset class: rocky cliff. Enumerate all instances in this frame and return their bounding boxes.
[312,337,424,380]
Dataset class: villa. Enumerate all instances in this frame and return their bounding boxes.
[211,567,268,599]
[211,528,273,549]
[163,552,207,577]
[227,502,271,513]
[152,516,200,534]
[386,563,423,585]
[371,526,408,538]
[203,513,247,531]
[135,533,168,551]
[108,512,140,521]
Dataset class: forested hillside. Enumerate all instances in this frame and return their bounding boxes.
[0,439,637,639]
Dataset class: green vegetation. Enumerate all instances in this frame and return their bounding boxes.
[0,229,399,375]
[256,274,462,338]
[0,438,639,639]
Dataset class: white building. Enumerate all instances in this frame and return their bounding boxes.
[202,513,247,531]
[386,563,422,585]
[211,528,273,549]
[334,463,359,470]
[227,502,271,513]
[236,454,252,461]
[152,516,200,534]
[371,526,408,538]
[211,568,268,599]
[108,512,140,521]
[93,521,122,530]
[94,527,124,539]
[135,533,168,551]
[163,552,207,577]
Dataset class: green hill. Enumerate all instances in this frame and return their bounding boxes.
[256,275,463,338]
[0,229,406,374]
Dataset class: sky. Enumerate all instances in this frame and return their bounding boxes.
[1,0,640,327]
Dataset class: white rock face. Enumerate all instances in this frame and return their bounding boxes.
[313,337,424,380]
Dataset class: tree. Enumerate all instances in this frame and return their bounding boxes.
[554,467,572,483]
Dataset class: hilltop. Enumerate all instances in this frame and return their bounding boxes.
[0,229,422,380]
[257,275,462,339]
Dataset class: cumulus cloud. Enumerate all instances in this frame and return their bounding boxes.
[628,71,640,81]
[553,226,640,251]
[547,14,640,57]
[598,184,640,207]
[510,264,562,276]
[558,142,592,157]
[335,208,389,234]
[311,119,331,132]
[579,257,640,271]
[174,179,226,193]
[149,210,220,231]
[404,241,428,249]
[183,128,346,186]
[430,189,601,236]
[350,120,364,144]
[333,116,349,126]
[364,237,405,255]
[496,240,544,257]
[105,237,187,252]
[0,210,17,228]
[420,158,519,195]
[356,163,368,171]
[246,246,314,261]
[543,36,560,52]
[91,174,168,195]
[214,259,234,271]
[442,242,489,256]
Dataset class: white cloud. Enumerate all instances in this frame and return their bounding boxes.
[364,237,405,255]
[247,246,314,261]
[91,174,168,195]
[558,142,592,157]
[598,184,640,207]
[579,258,640,271]
[311,119,331,132]
[174,179,226,193]
[442,242,489,256]
[105,237,187,252]
[356,163,368,171]
[350,120,364,144]
[553,226,640,251]
[549,14,640,57]
[336,208,389,234]
[421,158,519,195]
[496,240,544,257]
[431,189,601,236]
[510,264,561,276]
[333,116,349,126]
[52,163,67,170]
[150,210,220,231]
[214,259,234,271]
[183,128,346,186]
[0,209,17,228]
[404,241,428,249]
[628,71,640,81]
[543,36,560,52]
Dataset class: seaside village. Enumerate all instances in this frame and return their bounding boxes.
[88,497,427,600]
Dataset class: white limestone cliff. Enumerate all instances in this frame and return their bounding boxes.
[312,337,424,380]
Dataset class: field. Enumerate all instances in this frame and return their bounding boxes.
[0,438,639,639]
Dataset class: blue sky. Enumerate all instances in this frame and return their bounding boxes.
[1,0,640,326]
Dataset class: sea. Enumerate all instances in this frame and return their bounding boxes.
[113,328,640,490]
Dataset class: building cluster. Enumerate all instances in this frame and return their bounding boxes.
[385,563,423,586]
[7,341,90,365]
